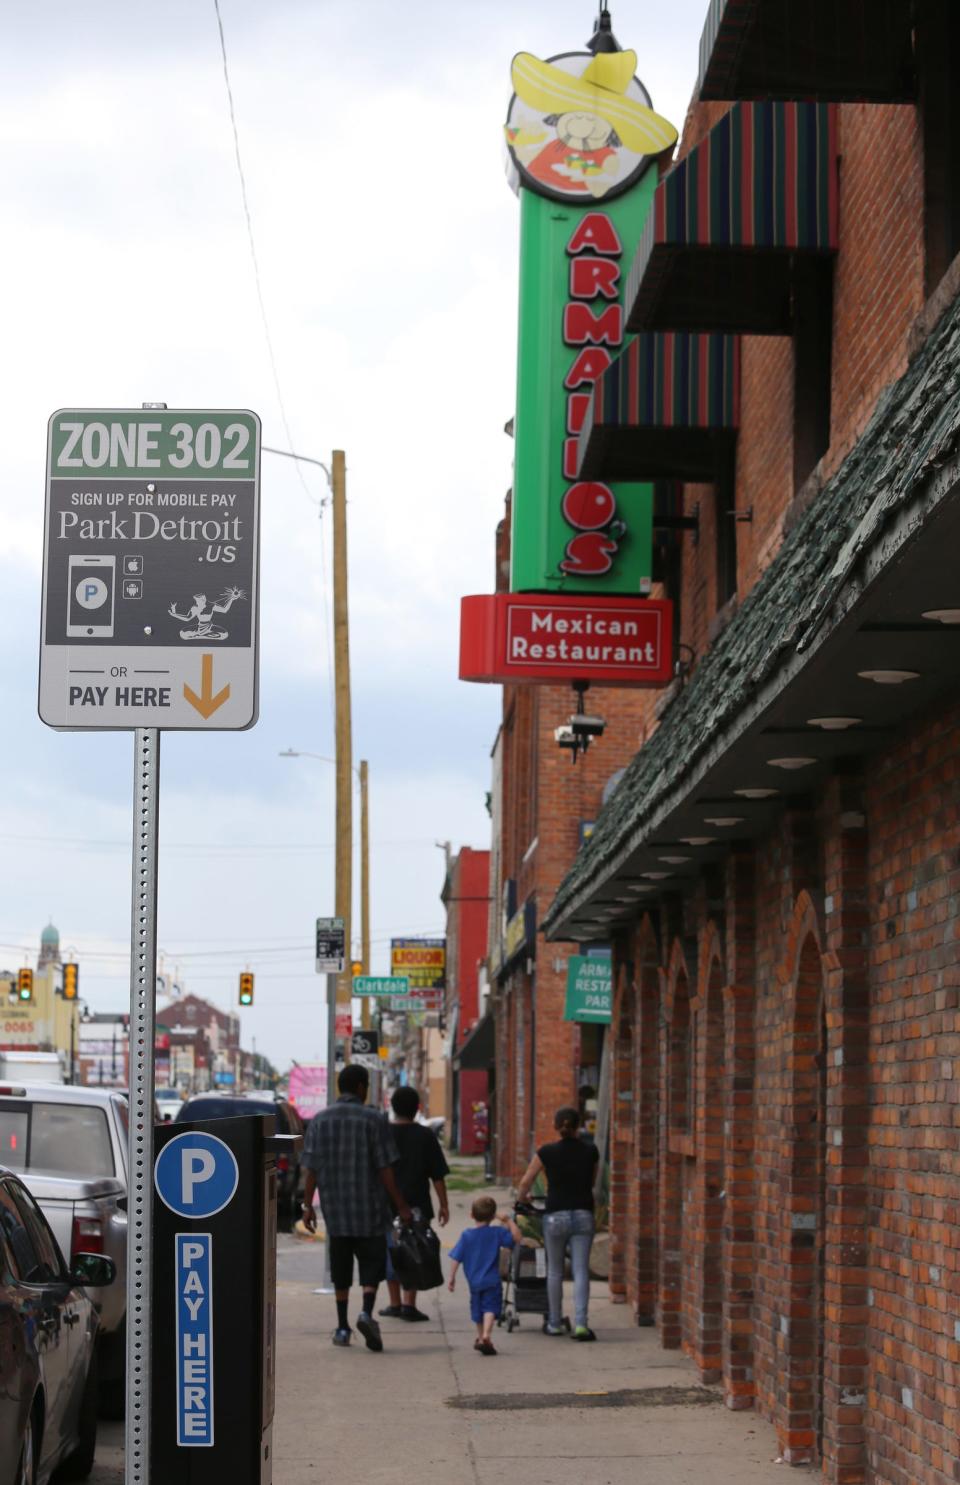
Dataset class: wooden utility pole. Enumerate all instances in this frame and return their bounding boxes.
[332,450,353,1039]
[359,759,371,1029]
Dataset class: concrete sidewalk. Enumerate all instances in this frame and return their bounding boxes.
[273,1185,786,1485]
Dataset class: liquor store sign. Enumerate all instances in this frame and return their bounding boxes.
[390,938,445,1008]
[39,409,261,731]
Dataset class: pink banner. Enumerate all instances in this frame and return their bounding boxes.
[288,1064,328,1122]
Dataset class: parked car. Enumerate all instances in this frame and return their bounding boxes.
[0,1083,130,1414]
[0,1165,116,1483]
[154,1087,184,1123]
[175,1091,305,1216]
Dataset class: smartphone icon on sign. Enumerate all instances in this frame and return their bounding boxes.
[67,555,116,638]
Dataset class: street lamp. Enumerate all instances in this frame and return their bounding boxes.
[278,749,370,978]
[280,748,370,1015]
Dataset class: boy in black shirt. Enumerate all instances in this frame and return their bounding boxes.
[381,1086,450,1321]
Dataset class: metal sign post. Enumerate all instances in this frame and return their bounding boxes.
[126,725,160,1485]
[311,972,338,1297]
[38,403,261,1485]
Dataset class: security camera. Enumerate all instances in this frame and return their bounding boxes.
[568,713,606,739]
[554,724,577,746]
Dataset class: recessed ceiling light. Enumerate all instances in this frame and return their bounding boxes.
[735,788,779,799]
[807,717,861,730]
[678,836,716,846]
[640,871,671,880]
[704,816,744,827]
[768,756,817,770]
[857,669,919,685]
[658,855,690,864]
[622,882,654,892]
[922,609,960,624]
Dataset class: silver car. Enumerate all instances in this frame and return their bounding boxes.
[0,1083,129,1413]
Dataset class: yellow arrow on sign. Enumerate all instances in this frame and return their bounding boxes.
[184,654,231,719]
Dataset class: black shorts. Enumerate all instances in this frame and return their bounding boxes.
[328,1233,387,1291]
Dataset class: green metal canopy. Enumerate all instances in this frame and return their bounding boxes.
[577,332,740,483]
[625,101,838,335]
[698,0,916,104]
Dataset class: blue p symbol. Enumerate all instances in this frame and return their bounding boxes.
[75,575,108,611]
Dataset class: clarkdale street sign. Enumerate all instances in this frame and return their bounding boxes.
[459,21,678,692]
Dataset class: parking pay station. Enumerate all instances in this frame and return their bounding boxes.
[153,1115,289,1482]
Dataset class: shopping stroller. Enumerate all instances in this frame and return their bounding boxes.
[499,1197,572,1333]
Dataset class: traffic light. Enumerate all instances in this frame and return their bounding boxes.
[351,961,363,979]
[239,972,254,1006]
[62,962,79,1000]
[17,968,33,1002]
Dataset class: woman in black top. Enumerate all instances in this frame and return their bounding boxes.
[517,1106,599,1340]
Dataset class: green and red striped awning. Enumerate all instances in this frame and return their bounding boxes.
[578,333,739,483]
[626,101,839,335]
[698,0,916,104]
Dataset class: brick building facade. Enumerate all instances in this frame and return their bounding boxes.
[484,495,660,1178]
[540,9,960,1484]
[442,846,491,1153]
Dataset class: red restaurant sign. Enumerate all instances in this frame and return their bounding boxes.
[460,593,673,687]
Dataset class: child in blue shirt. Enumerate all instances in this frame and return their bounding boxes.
[448,1195,521,1354]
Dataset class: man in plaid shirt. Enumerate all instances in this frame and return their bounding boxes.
[302,1063,412,1350]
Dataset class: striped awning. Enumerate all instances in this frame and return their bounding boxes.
[578,333,739,483]
[698,0,915,104]
[626,102,838,335]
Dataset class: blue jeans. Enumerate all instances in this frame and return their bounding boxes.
[543,1209,594,1329]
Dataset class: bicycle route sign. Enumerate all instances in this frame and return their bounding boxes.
[39,407,261,730]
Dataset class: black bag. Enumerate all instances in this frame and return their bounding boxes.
[390,1220,444,1291]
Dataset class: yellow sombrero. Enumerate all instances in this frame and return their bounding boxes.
[511,50,677,156]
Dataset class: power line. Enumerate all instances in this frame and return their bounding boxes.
[211,0,335,725]
[0,832,437,855]
[213,0,299,478]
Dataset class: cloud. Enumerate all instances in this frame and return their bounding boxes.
[0,0,707,1067]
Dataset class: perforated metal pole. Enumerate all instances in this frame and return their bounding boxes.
[312,973,337,1296]
[126,726,160,1484]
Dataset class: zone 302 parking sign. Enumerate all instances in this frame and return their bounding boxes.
[39,408,261,730]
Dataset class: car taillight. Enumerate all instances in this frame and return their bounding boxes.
[276,1156,289,1174]
[72,1215,104,1259]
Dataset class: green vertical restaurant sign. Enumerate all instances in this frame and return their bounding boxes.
[503,36,677,596]
[564,955,613,1023]
[512,185,656,594]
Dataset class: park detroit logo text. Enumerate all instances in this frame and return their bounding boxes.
[57,504,244,559]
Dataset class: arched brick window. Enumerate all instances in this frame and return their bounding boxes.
[778,921,828,1467]
[670,968,692,1136]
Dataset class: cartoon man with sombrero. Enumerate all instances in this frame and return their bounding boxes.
[506,48,676,200]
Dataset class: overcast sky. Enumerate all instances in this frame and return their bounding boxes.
[0,0,709,1070]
